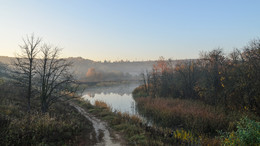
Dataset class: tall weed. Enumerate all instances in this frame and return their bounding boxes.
[135,97,239,135]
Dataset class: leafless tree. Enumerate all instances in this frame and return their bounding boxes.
[36,44,79,113]
[141,70,150,94]
[12,34,41,113]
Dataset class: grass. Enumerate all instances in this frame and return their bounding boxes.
[135,97,239,135]
[71,98,202,145]
[0,80,96,145]
[133,95,259,145]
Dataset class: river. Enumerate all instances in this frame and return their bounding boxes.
[82,82,141,116]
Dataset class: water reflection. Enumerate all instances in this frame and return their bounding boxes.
[82,83,140,115]
[83,83,138,96]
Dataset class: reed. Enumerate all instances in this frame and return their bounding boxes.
[135,97,240,135]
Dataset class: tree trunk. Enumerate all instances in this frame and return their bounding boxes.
[27,59,32,113]
[41,98,48,113]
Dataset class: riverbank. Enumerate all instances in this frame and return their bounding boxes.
[132,88,260,145]
[69,100,124,146]
[71,97,205,145]
[2,77,258,145]
[78,80,140,89]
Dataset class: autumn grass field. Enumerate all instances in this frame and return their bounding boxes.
[0,81,96,145]
[135,97,239,135]
[132,88,260,145]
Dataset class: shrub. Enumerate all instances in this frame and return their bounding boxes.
[220,117,260,145]
[0,112,91,145]
[132,85,149,98]
[95,100,111,111]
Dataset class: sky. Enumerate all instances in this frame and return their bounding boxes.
[0,0,259,61]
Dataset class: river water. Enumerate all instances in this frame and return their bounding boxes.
[82,82,141,116]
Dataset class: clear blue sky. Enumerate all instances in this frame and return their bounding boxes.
[0,0,259,61]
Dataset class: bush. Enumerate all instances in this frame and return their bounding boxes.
[132,85,149,98]
[221,117,260,145]
[0,111,92,145]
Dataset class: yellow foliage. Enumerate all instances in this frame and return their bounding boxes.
[94,100,111,110]
[173,129,197,143]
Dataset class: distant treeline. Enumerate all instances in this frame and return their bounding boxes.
[0,56,156,82]
[135,39,260,115]
[83,67,135,82]
[67,58,155,81]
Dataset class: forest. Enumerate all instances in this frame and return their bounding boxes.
[136,39,260,114]
[133,39,260,145]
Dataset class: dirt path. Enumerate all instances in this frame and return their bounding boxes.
[70,102,123,146]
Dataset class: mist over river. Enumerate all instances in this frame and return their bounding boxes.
[82,82,141,115]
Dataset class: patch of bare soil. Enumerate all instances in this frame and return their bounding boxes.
[70,102,125,146]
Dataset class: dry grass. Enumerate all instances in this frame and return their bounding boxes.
[94,100,111,111]
[135,97,239,135]
[0,82,95,145]
[83,99,202,145]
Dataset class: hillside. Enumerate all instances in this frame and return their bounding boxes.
[0,56,159,81]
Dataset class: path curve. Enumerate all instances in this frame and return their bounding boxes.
[70,102,123,146]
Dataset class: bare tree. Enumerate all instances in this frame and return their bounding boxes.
[36,44,78,113]
[13,34,41,113]
[141,70,150,94]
